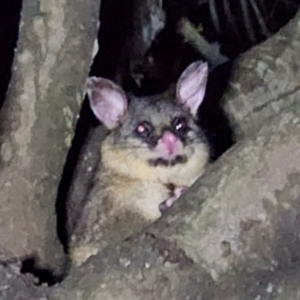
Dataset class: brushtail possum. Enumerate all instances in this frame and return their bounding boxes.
[69,60,210,266]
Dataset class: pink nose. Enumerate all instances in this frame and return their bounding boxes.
[161,131,178,155]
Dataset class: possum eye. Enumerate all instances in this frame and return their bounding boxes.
[134,121,153,137]
[172,117,188,133]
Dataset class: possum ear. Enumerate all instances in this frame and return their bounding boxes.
[176,61,208,117]
[86,77,128,129]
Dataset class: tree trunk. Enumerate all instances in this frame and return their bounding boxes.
[0,0,100,274]
[224,9,300,139]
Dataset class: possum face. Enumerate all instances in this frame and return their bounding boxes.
[86,61,209,182]
[109,96,207,167]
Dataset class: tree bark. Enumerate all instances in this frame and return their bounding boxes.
[0,0,100,273]
[224,9,300,139]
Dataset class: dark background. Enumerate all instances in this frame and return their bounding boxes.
[0,0,22,110]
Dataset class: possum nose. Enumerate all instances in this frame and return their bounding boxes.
[161,131,178,154]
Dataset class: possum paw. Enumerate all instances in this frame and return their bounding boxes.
[159,186,187,213]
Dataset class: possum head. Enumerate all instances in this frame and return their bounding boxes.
[86,61,209,183]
